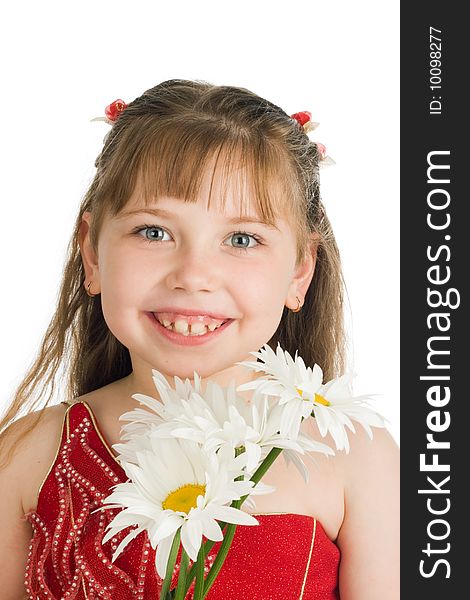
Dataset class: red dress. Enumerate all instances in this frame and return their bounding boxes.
[23,400,340,599]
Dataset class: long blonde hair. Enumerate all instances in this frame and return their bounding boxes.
[0,79,347,467]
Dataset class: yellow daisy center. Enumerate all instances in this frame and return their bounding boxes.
[162,484,206,514]
[314,393,331,407]
[296,387,330,406]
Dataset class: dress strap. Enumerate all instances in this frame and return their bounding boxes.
[61,398,78,407]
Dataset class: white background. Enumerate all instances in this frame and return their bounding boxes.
[0,1,399,443]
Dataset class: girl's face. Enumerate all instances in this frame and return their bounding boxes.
[80,166,317,395]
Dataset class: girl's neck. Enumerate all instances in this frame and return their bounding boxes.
[116,362,262,407]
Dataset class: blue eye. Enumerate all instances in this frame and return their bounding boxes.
[228,232,261,251]
[132,225,263,252]
[136,225,169,242]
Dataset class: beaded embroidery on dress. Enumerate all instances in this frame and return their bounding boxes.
[23,400,340,599]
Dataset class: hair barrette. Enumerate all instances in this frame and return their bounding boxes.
[90,99,128,124]
[290,111,335,167]
[90,100,334,166]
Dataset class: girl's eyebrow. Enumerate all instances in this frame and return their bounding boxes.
[117,207,280,231]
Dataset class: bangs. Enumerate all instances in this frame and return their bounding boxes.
[98,117,300,224]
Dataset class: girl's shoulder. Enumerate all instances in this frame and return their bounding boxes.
[301,413,399,476]
[16,385,124,515]
[3,402,72,515]
[334,423,399,483]
[300,417,399,520]
[330,425,400,595]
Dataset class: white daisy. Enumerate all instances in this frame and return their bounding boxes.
[236,343,385,451]
[94,436,260,579]
[111,369,204,464]
[115,374,333,489]
[235,343,325,440]
[153,379,332,471]
[314,372,385,452]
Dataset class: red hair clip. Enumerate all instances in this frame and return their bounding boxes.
[290,111,335,167]
[291,111,311,127]
[90,98,128,124]
[316,142,326,159]
[105,99,128,122]
[291,111,319,134]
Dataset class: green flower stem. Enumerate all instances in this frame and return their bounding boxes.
[242,446,283,495]
[160,529,181,600]
[182,446,284,598]
[182,526,227,596]
[174,546,190,600]
[202,500,241,597]
[193,541,206,600]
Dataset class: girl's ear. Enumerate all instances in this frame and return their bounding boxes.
[286,232,320,310]
[79,211,101,294]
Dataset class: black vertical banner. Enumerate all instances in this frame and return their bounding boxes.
[401,3,466,597]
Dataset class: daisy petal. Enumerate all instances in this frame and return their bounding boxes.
[155,532,177,579]
[112,525,144,562]
[201,517,224,542]
[209,505,259,526]
[181,519,203,561]
[154,514,183,541]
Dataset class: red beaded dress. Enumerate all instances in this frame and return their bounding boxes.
[23,400,341,599]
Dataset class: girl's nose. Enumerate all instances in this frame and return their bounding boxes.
[165,249,221,293]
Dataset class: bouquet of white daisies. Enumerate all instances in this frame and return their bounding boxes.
[94,343,384,599]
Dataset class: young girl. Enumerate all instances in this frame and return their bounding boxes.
[0,79,399,599]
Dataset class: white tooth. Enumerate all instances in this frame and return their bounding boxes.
[190,322,207,334]
[191,326,209,336]
[207,322,218,331]
[162,319,172,327]
[174,319,190,334]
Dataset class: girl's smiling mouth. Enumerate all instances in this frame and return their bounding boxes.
[146,312,234,346]
[153,312,228,331]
